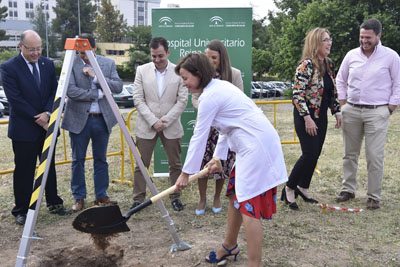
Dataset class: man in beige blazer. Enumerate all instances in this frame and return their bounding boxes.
[132,37,188,211]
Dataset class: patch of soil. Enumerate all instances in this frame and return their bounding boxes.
[2,204,244,267]
[27,245,124,267]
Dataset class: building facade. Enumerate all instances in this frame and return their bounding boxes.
[96,41,131,66]
[111,0,160,26]
[0,0,160,49]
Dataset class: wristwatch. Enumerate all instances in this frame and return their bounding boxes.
[46,111,51,119]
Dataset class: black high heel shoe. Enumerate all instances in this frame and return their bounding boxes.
[281,187,299,210]
[295,188,318,203]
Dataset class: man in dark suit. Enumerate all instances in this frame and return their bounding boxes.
[1,30,71,225]
[61,33,122,212]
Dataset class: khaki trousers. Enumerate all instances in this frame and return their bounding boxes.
[341,104,390,201]
[133,132,182,202]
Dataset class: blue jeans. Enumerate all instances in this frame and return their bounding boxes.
[70,116,110,200]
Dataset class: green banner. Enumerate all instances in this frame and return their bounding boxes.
[152,8,252,176]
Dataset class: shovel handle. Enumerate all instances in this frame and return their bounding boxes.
[150,158,222,204]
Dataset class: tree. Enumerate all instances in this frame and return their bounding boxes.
[0,0,8,41]
[31,5,58,57]
[124,26,152,74]
[257,0,400,80]
[252,47,272,79]
[252,18,268,50]
[51,0,96,50]
[0,49,19,64]
[95,0,127,42]
[273,0,313,19]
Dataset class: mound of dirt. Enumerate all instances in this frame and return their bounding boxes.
[27,245,124,267]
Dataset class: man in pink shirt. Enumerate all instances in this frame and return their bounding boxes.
[335,18,400,209]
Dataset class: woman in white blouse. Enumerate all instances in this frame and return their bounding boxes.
[175,53,287,267]
[191,40,244,216]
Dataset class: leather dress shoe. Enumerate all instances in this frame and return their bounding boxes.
[72,199,84,212]
[15,214,26,225]
[48,204,72,215]
[171,199,184,211]
[367,198,380,210]
[94,197,117,205]
[336,191,355,202]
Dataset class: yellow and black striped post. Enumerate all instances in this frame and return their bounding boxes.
[29,96,61,209]
[15,39,86,267]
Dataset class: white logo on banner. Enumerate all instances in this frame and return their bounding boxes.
[159,17,173,27]
[209,16,224,25]
[187,120,196,129]
[209,15,246,28]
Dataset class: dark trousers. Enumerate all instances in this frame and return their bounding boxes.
[11,136,63,217]
[286,109,328,189]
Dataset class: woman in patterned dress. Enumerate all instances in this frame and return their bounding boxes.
[191,40,243,215]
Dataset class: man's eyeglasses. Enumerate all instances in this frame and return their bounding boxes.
[322,38,333,43]
[22,43,42,52]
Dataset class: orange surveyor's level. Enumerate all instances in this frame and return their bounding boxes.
[64,38,93,52]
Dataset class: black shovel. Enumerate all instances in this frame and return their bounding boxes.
[73,161,221,235]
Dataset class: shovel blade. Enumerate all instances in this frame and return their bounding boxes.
[72,205,130,235]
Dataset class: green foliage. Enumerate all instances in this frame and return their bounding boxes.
[116,65,134,81]
[0,0,8,41]
[252,18,268,50]
[252,47,272,79]
[51,0,97,50]
[126,25,152,53]
[0,49,19,64]
[54,63,62,77]
[124,26,152,75]
[95,0,127,42]
[254,0,400,80]
[283,87,293,98]
[31,5,58,57]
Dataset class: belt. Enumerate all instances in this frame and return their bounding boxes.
[88,113,102,117]
[347,102,387,109]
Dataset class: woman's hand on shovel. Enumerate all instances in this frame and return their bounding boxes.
[205,157,223,175]
[175,172,190,192]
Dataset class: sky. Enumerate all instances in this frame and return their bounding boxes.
[159,0,278,20]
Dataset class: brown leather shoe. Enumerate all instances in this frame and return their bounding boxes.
[94,197,117,205]
[72,199,84,212]
[366,198,380,210]
[336,191,355,202]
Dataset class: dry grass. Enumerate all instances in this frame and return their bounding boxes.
[0,104,400,266]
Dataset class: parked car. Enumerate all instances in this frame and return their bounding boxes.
[112,85,134,108]
[284,82,293,89]
[0,87,9,115]
[256,82,283,97]
[268,81,292,92]
[0,102,4,118]
[251,81,262,98]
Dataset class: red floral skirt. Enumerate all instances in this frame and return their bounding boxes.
[226,167,277,220]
